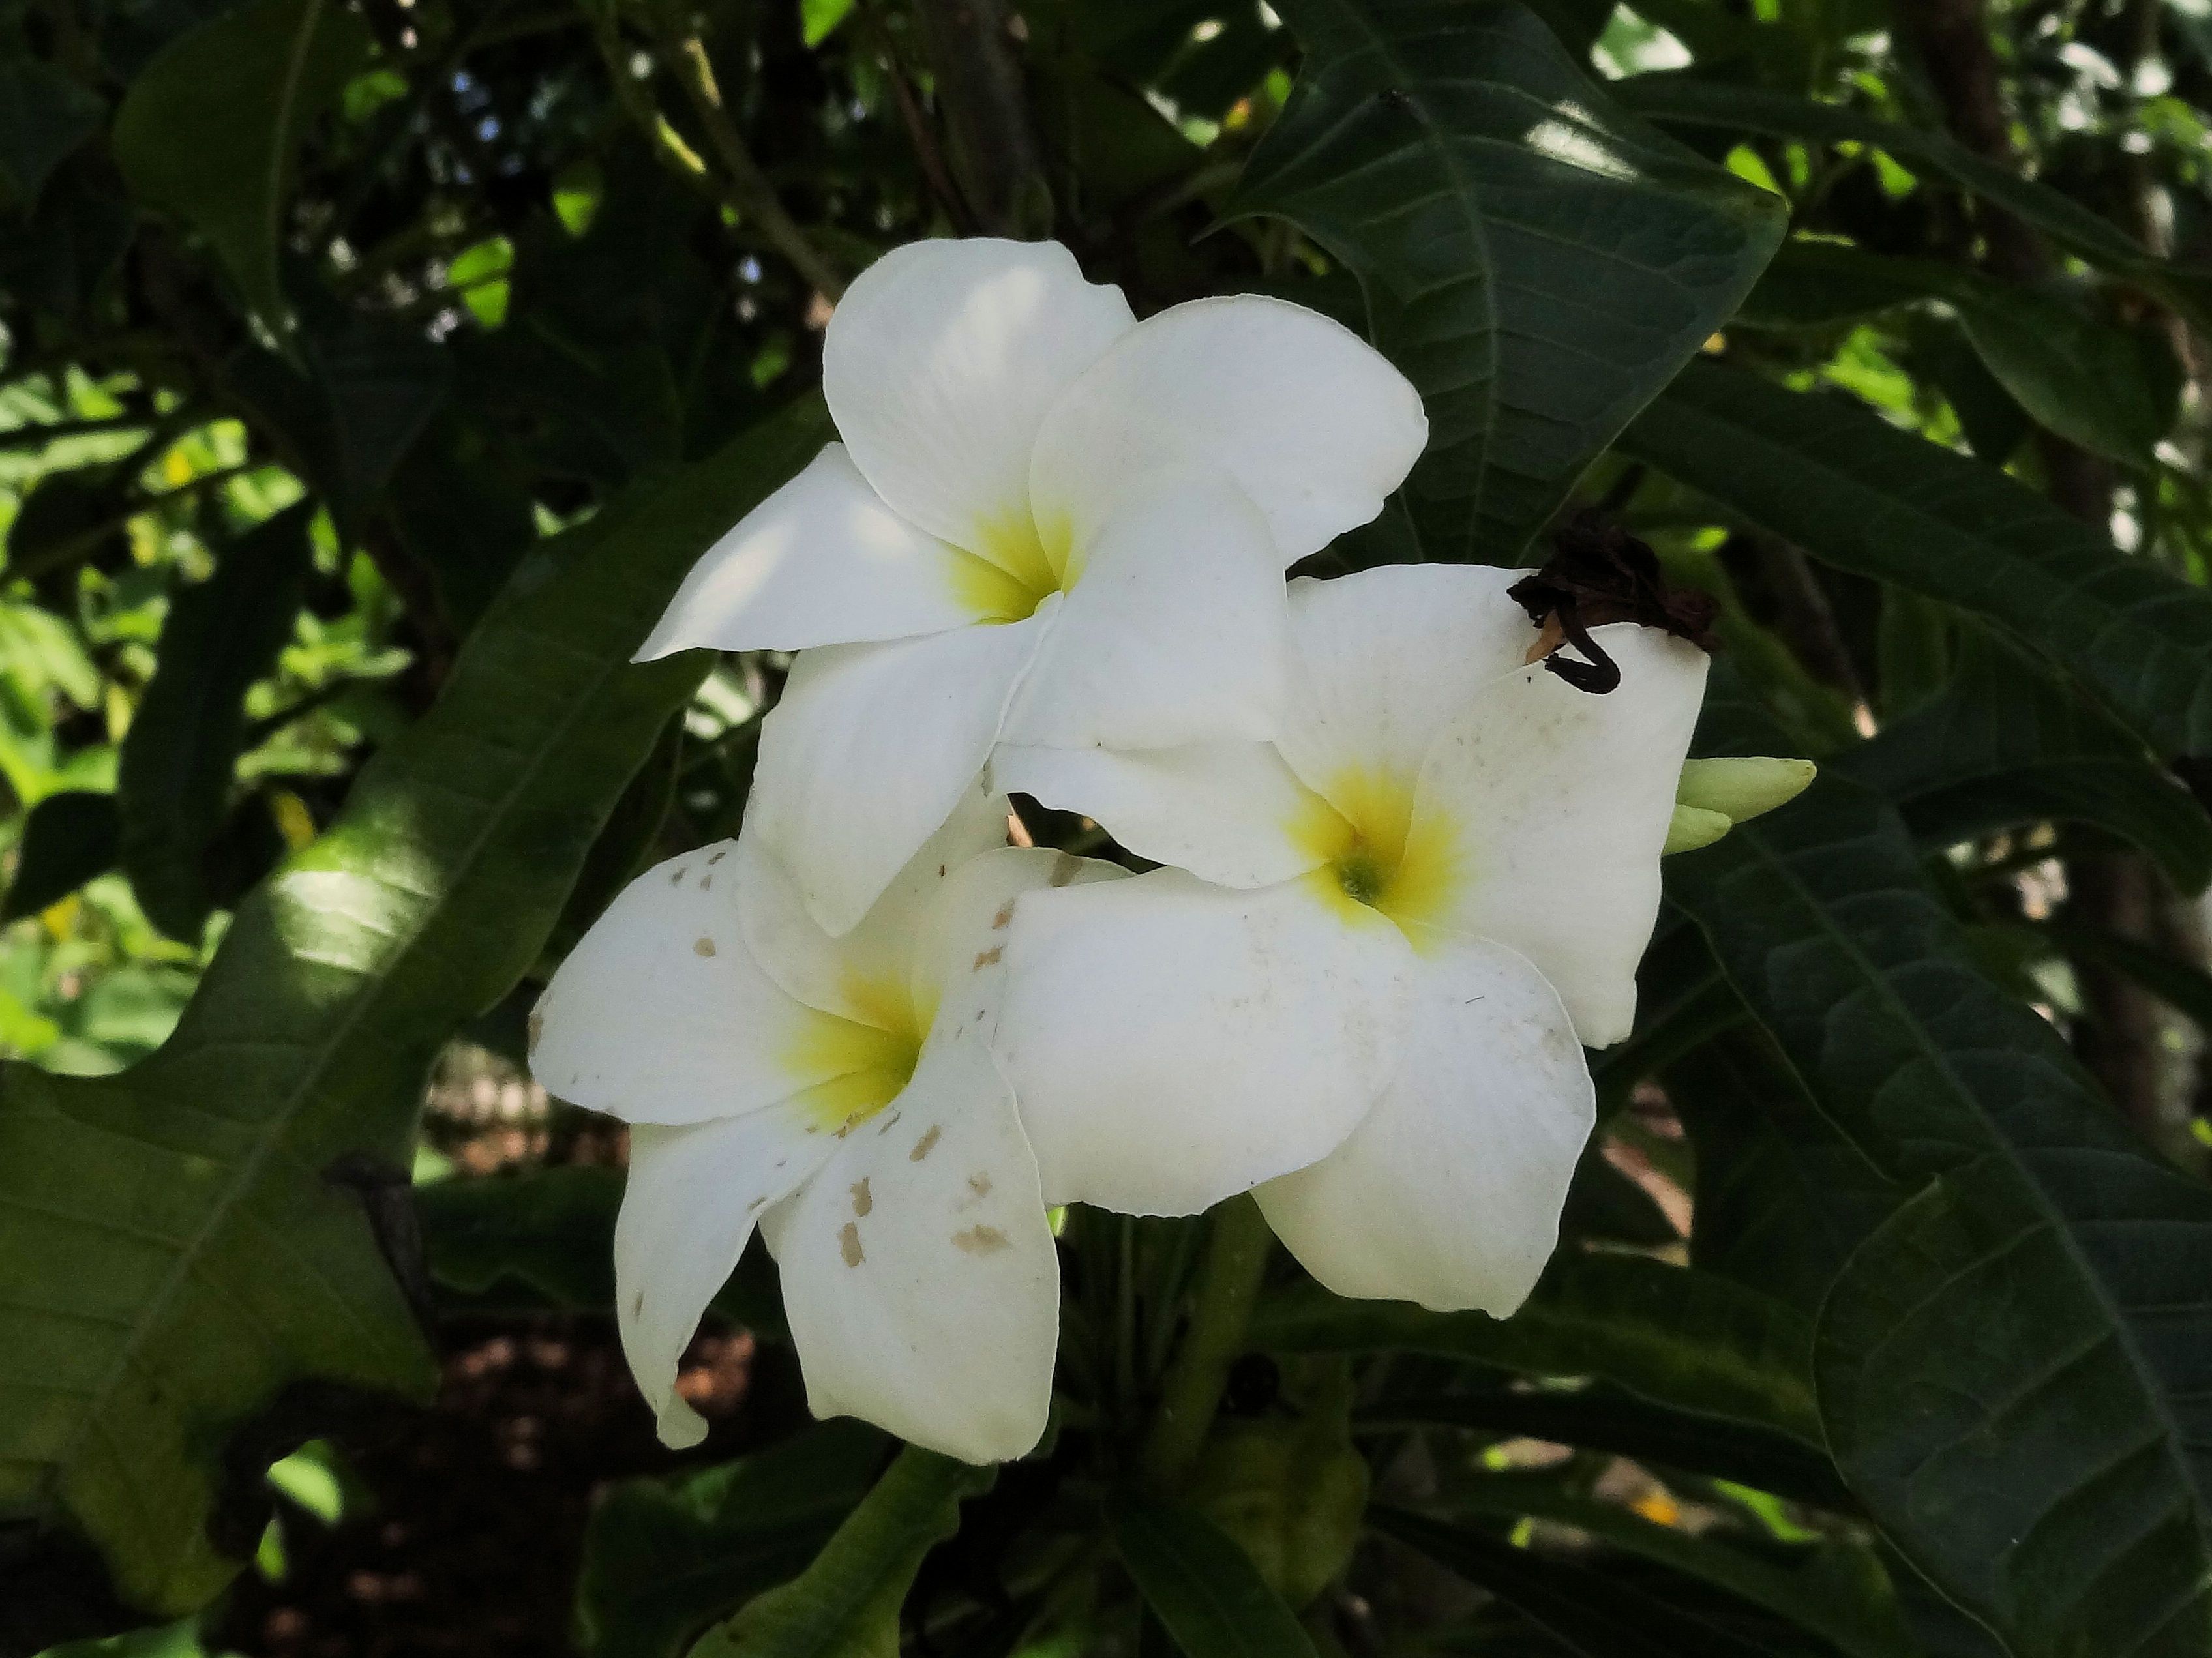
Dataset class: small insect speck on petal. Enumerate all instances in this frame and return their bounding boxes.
[707,849,726,865]
[695,937,717,956]
[972,945,1002,970]
[851,1177,873,1216]
[839,1222,864,1266]
[876,1110,903,1136]
[969,1172,991,1198]
[911,1125,942,1162]
[700,874,712,889]
[991,900,1015,930]
[670,868,685,885]
[631,1290,646,1318]
[953,1225,1009,1254]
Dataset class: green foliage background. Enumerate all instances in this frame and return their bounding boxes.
[5,0,2212,1653]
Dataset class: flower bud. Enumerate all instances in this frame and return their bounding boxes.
[1662,803,1733,855]
[1676,756,1817,823]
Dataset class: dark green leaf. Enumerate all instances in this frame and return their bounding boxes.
[1249,1252,1819,1445]
[0,59,106,213]
[1950,284,2179,469]
[1615,76,2212,336]
[416,1164,790,1338]
[118,502,316,941]
[110,0,370,331]
[3,791,121,921]
[302,316,453,534]
[575,1422,888,1658]
[1106,1490,1319,1658]
[1836,628,2212,893]
[1735,242,2176,466]
[1370,1505,1781,1658]
[1665,1027,1898,1312]
[686,1445,993,1658]
[1667,773,2212,1657]
[1442,1484,1912,1658]
[1619,359,2212,757]
[1356,1388,1851,1508]
[0,398,828,1615]
[1230,0,1783,563]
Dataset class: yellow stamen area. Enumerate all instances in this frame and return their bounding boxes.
[780,969,925,1134]
[961,503,1077,623]
[1289,765,1462,946]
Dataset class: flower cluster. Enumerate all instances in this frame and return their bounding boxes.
[533,239,1791,1464]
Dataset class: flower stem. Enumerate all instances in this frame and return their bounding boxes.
[1141,1193,1273,1491]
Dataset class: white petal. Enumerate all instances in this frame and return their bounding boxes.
[1278,564,1543,805]
[996,869,1418,1215]
[1412,624,1711,1046]
[822,239,1133,566]
[749,619,1043,936]
[998,474,1289,752]
[991,741,1326,890]
[635,445,1031,659]
[736,786,1013,1025]
[618,1108,832,1447]
[1256,938,1594,1315]
[1029,294,1427,561]
[530,846,863,1124]
[905,844,1128,1043]
[760,1034,1059,1463]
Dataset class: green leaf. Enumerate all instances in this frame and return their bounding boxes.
[1248,1251,1820,1446]
[1356,1387,1851,1509]
[685,1445,993,1658]
[110,0,371,332]
[1735,241,2179,465]
[415,1163,790,1337]
[1369,1505,1782,1658]
[1664,1025,1898,1312]
[1442,1485,1915,1658]
[0,398,830,1616]
[575,1422,888,1658]
[118,502,316,943]
[0,59,106,213]
[800,0,858,47]
[1615,76,2212,336]
[1105,1490,1319,1658]
[1837,628,2212,893]
[1949,282,2178,469]
[1618,360,2212,757]
[1229,0,1783,563]
[3,790,121,922]
[1666,774,2212,1657]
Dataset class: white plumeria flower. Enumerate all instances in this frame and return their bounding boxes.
[529,790,1122,1461]
[991,565,1710,1314]
[637,237,1426,936]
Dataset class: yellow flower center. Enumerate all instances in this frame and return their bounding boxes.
[781,968,926,1135]
[957,503,1077,623]
[1289,765,1461,946]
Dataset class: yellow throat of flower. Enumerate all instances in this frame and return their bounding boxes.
[1291,766,1460,944]
[957,504,1078,623]
[782,969,926,1136]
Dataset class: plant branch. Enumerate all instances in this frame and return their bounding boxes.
[1141,1193,1272,1491]
[910,0,1051,237]
[648,9,846,299]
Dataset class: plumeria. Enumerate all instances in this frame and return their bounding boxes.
[529,790,1120,1462]
[991,565,1711,1314]
[636,237,1426,935]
